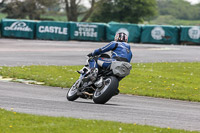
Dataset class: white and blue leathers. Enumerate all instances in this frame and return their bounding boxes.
[89,41,132,68]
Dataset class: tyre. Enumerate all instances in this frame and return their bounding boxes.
[93,76,119,104]
[67,80,80,101]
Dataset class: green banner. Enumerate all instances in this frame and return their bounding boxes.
[180,26,200,44]
[106,22,141,43]
[141,25,179,44]
[1,19,36,39]
[70,22,106,41]
[36,21,69,41]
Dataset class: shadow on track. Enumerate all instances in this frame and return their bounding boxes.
[72,100,120,106]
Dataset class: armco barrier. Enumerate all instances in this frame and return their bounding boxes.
[1,19,36,39]
[36,21,69,41]
[141,25,179,44]
[180,26,200,44]
[70,22,106,41]
[106,22,141,43]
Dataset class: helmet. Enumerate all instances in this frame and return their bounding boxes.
[114,32,128,42]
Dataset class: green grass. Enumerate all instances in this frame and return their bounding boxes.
[149,15,200,26]
[0,12,80,22]
[0,108,198,133]
[0,13,7,20]
[0,65,81,88]
[119,62,200,102]
[0,62,200,102]
[0,12,67,22]
[41,13,85,22]
[41,13,68,22]
[1,13,200,26]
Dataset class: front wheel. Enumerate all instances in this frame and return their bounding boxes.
[67,80,80,101]
[93,76,119,104]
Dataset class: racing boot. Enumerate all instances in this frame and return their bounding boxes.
[77,65,89,74]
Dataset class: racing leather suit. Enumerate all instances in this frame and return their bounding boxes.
[89,41,132,68]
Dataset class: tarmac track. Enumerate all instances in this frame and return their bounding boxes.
[0,39,200,131]
[0,39,200,66]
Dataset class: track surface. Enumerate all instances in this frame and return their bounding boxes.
[0,39,200,66]
[0,39,200,131]
[1,81,200,131]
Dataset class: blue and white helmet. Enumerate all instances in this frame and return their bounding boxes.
[114,32,128,42]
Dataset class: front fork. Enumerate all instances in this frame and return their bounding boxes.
[76,73,86,90]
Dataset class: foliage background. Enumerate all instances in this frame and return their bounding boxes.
[0,0,199,25]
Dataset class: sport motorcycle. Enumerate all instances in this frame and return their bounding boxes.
[66,54,132,104]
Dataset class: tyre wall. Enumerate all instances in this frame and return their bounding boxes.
[0,18,199,44]
[106,22,141,43]
[141,25,180,44]
[69,22,106,41]
[180,26,200,44]
[1,19,36,39]
[36,21,69,41]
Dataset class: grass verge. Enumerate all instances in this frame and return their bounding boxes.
[0,62,200,102]
[0,108,198,133]
[149,15,200,26]
[0,13,7,20]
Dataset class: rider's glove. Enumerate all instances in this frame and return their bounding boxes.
[87,53,93,57]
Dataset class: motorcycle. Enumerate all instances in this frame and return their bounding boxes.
[66,54,132,104]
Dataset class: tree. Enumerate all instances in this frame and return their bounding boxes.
[0,0,6,7]
[0,0,6,11]
[90,0,158,23]
[2,0,25,19]
[157,0,200,20]
[2,0,58,20]
[63,0,96,21]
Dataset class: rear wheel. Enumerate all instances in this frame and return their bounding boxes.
[67,80,80,101]
[93,76,119,104]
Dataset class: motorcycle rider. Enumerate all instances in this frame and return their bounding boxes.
[80,32,132,85]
